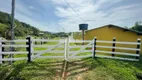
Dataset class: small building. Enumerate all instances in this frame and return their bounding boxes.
[84,24,142,53]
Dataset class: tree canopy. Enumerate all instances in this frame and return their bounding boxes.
[130,21,142,32]
[0,11,40,39]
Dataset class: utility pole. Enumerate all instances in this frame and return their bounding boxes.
[11,0,15,40]
[10,0,15,64]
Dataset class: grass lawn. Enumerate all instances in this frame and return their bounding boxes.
[0,56,142,80]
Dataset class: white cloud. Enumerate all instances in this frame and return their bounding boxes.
[52,0,142,32]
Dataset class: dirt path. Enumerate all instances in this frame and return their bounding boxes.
[54,59,90,80]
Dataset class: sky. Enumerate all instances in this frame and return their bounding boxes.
[0,0,142,32]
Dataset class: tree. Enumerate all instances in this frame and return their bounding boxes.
[130,21,142,32]
[0,23,9,37]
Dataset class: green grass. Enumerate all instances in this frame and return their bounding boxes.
[80,58,142,80]
[1,41,142,80]
[0,56,142,80]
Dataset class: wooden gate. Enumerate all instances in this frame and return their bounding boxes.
[67,39,93,59]
[32,38,65,59]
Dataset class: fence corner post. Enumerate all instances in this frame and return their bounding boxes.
[112,37,116,57]
[136,38,141,59]
[0,38,2,64]
[93,37,97,59]
[26,36,32,62]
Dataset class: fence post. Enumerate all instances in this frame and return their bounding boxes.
[136,38,141,59]
[2,41,5,63]
[35,37,37,44]
[0,38,2,64]
[112,37,116,57]
[31,37,34,61]
[64,38,67,60]
[41,37,42,45]
[93,37,97,59]
[26,37,32,62]
[64,37,69,61]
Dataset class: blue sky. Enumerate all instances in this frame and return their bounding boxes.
[0,0,142,32]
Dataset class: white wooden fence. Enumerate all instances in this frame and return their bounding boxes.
[0,37,141,64]
[93,37,141,61]
[0,38,28,64]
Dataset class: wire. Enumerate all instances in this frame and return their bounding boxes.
[63,0,84,22]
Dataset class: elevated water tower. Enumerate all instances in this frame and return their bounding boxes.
[79,24,88,44]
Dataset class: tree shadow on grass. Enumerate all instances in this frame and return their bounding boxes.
[2,60,64,80]
[20,61,64,80]
[5,62,28,80]
[0,65,13,80]
[25,59,93,80]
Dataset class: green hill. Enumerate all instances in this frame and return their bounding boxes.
[0,11,40,39]
[0,11,70,39]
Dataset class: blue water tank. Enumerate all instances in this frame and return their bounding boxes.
[79,24,88,30]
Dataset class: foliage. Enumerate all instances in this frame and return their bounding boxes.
[0,23,9,37]
[49,32,69,38]
[0,11,40,39]
[130,21,142,32]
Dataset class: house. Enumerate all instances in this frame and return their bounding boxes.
[84,24,142,54]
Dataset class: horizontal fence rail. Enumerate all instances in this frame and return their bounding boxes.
[69,40,93,43]
[95,45,140,51]
[0,57,27,61]
[95,50,139,56]
[34,50,64,53]
[69,45,92,48]
[33,39,64,42]
[95,55,139,61]
[1,52,28,54]
[1,40,28,42]
[69,50,93,54]
[33,45,64,48]
[38,56,64,59]
[96,40,141,45]
[2,45,28,47]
